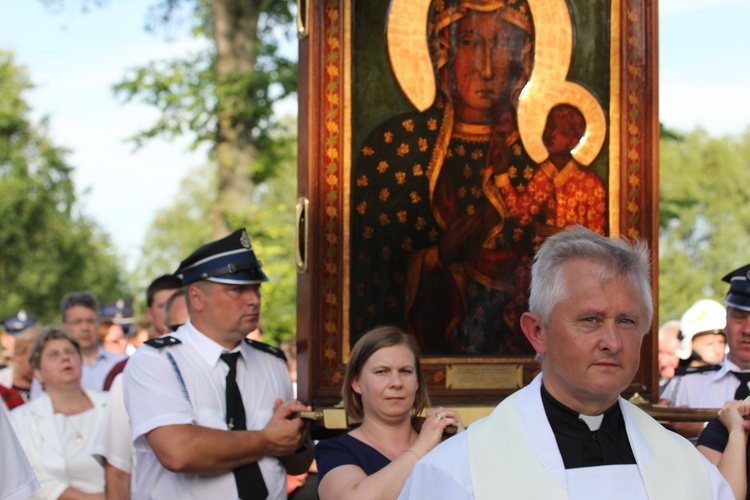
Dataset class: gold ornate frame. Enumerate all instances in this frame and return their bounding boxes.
[296,0,659,407]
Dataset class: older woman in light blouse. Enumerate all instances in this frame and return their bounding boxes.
[10,326,108,499]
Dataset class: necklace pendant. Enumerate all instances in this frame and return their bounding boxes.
[76,433,83,443]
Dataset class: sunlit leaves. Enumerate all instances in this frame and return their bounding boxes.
[0,50,130,324]
[659,126,750,324]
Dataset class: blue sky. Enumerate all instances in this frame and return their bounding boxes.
[660,0,750,137]
[1,0,211,269]
[1,0,748,270]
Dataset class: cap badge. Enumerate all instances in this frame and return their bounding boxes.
[240,230,251,249]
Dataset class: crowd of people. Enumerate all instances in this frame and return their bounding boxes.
[6,0,742,498]
[1,223,749,500]
[0,228,312,500]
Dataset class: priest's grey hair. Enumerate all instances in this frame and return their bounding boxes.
[528,225,653,331]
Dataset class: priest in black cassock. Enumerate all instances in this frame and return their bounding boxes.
[399,226,733,499]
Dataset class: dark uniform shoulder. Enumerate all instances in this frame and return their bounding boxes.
[144,335,182,348]
[673,364,721,377]
[244,338,286,362]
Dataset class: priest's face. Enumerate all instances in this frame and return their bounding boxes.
[522,259,648,414]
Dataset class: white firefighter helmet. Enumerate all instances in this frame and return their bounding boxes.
[677,299,726,360]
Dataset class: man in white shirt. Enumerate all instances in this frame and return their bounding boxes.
[661,264,750,438]
[399,226,732,499]
[161,289,189,334]
[92,290,190,500]
[60,292,126,391]
[145,274,184,339]
[123,228,313,499]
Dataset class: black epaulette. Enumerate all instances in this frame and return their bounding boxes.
[144,336,182,348]
[244,338,286,362]
[674,364,722,377]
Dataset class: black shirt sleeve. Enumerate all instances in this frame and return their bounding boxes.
[697,418,729,452]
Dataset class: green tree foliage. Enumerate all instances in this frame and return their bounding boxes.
[0,51,131,325]
[111,0,297,232]
[131,162,218,304]
[659,126,750,324]
[136,118,297,345]
[237,118,298,346]
[37,1,298,336]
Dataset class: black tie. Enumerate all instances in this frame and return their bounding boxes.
[732,371,750,400]
[221,352,268,499]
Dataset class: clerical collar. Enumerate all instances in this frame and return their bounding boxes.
[540,383,636,469]
[540,384,620,434]
[579,413,604,432]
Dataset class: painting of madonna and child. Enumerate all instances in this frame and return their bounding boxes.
[349,0,617,357]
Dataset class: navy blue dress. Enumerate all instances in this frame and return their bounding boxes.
[315,433,391,482]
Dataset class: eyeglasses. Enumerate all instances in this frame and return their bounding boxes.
[169,324,184,332]
[65,318,97,327]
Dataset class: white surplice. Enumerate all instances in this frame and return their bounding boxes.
[399,375,733,499]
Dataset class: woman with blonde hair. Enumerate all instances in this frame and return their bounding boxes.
[315,326,464,499]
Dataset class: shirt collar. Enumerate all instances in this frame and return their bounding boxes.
[540,383,622,437]
[93,346,106,361]
[717,357,748,378]
[183,319,244,367]
[92,346,116,362]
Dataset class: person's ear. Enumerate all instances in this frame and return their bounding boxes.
[187,284,205,312]
[352,377,361,395]
[521,312,547,355]
[33,369,44,386]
